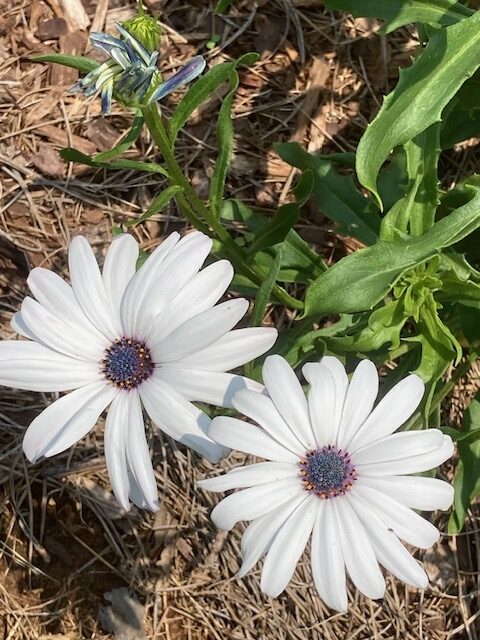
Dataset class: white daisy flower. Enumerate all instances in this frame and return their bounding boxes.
[0,231,277,512]
[198,355,454,612]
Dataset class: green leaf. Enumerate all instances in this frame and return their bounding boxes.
[276,142,380,245]
[248,203,300,256]
[323,0,473,33]
[221,199,325,283]
[440,425,480,444]
[244,246,284,379]
[215,0,235,12]
[356,11,480,207]
[169,53,259,144]
[209,68,238,220]
[31,53,99,74]
[94,114,144,162]
[448,393,480,533]
[404,124,441,235]
[124,185,182,227]
[60,147,169,176]
[305,183,480,317]
[250,246,284,328]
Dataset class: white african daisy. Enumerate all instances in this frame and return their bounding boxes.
[0,231,277,512]
[198,355,454,612]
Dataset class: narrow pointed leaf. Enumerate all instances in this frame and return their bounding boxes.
[124,186,182,227]
[31,53,99,74]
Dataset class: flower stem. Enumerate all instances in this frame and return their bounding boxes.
[141,103,304,311]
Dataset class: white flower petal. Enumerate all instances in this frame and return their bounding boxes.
[352,484,440,548]
[134,232,213,339]
[358,475,454,511]
[23,381,117,462]
[197,462,299,492]
[355,435,453,476]
[210,477,304,530]
[104,392,131,511]
[349,375,425,451]
[303,363,338,446]
[68,236,122,339]
[176,328,278,372]
[261,495,318,597]
[27,267,105,339]
[304,356,348,443]
[20,297,106,361]
[121,232,180,336]
[148,260,233,344]
[353,429,444,467]
[232,389,305,456]
[263,355,316,450]
[348,494,428,589]
[124,390,160,512]
[11,312,37,340]
[208,416,299,463]
[102,234,139,325]
[334,497,386,600]
[140,376,226,462]
[337,359,379,449]
[0,340,99,391]
[238,494,307,578]
[151,299,249,363]
[311,500,348,613]
[154,368,263,408]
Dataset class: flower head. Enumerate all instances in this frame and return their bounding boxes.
[69,22,205,115]
[198,355,454,612]
[0,232,277,512]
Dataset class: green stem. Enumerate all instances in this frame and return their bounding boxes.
[141,103,304,311]
[409,347,480,429]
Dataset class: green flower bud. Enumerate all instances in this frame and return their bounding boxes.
[122,3,161,54]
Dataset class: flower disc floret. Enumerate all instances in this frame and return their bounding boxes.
[102,337,153,389]
[300,445,356,498]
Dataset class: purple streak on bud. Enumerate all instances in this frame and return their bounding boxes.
[148,56,206,103]
[115,23,152,66]
[101,83,113,116]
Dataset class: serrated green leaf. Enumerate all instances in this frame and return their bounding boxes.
[124,185,182,227]
[209,68,238,220]
[169,53,259,144]
[276,142,380,245]
[31,53,99,73]
[448,394,480,532]
[323,0,473,33]
[305,184,480,317]
[356,11,480,207]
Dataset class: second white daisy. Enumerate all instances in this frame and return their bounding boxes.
[199,355,454,612]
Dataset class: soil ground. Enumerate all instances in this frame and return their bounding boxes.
[0,0,479,638]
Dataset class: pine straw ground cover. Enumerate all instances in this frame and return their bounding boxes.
[0,0,479,638]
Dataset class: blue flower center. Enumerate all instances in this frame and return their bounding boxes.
[102,337,153,389]
[299,445,356,498]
